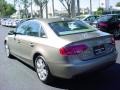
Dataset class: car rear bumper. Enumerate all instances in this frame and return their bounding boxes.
[49,51,117,79]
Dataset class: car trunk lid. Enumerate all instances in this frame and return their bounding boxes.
[60,30,115,61]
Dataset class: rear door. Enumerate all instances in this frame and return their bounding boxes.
[17,20,47,61]
[20,20,41,60]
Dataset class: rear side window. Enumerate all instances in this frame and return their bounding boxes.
[24,20,47,37]
[49,20,94,36]
[16,21,29,35]
[24,21,40,37]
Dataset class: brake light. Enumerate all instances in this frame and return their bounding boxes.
[99,22,108,27]
[60,44,88,56]
[111,37,115,45]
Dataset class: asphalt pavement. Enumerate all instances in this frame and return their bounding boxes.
[0,25,120,90]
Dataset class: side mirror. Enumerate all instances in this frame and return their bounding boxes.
[8,30,16,35]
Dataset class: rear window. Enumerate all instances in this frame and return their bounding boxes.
[98,15,112,22]
[49,20,95,36]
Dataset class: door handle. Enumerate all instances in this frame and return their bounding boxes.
[30,43,34,47]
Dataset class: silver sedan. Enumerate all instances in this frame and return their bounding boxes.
[4,18,117,83]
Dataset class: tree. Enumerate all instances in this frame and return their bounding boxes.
[20,0,31,18]
[52,0,55,16]
[46,1,48,18]
[59,0,72,17]
[0,0,16,17]
[77,0,80,15]
[13,0,17,7]
[59,0,75,17]
[95,7,104,16]
[116,2,120,7]
[71,0,75,17]
[34,0,48,18]
[30,0,33,18]
[5,4,16,16]
[89,0,92,15]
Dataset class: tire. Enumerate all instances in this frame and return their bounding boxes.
[5,43,12,58]
[35,55,53,83]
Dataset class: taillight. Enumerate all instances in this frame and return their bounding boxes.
[60,44,88,56]
[111,37,115,45]
[99,22,108,27]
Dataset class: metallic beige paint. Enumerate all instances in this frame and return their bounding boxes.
[5,19,117,79]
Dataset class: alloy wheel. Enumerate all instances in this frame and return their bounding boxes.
[36,56,49,81]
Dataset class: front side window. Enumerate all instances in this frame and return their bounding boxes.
[16,21,29,35]
[49,20,95,36]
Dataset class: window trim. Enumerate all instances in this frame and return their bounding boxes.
[39,22,48,38]
[16,20,48,38]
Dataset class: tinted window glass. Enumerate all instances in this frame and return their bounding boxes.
[16,21,29,35]
[24,21,40,37]
[90,16,96,21]
[98,15,112,22]
[49,20,95,36]
[85,16,96,21]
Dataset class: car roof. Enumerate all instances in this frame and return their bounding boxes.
[17,18,74,27]
[35,18,73,23]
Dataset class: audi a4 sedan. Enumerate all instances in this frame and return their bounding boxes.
[4,18,117,83]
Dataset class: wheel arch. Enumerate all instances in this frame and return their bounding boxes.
[33,52,42,67]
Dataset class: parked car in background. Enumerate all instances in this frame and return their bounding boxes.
[6,19,13,27]
[1,18,8,26]
[82,15,99,25]
[16,18,34,27]
[4,18,117,83]
[1,18,22,27]
[96,14,120,38]
[12,19,22,27]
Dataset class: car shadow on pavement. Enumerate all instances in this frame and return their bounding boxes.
[47,63,120,90]
[12,56,120,90]
[11,56,35,71]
